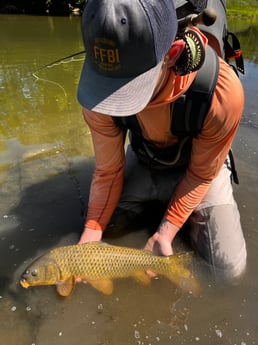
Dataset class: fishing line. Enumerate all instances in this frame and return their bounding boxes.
[31,50,86,105]
[32,50,85,75]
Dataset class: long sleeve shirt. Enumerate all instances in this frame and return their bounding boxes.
[82,57,244,231]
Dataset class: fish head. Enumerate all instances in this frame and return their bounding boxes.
[20,255,61,288]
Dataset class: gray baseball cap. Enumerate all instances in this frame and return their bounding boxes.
[77,0,178,116]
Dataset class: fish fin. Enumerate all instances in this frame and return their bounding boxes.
[165,253,201,297]
[166,271,201,297]
[56,276,75,297]
[132,271,151,285]
[84,241,112,247]
[88,278,114,295]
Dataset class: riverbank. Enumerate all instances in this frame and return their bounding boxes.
[227,8,258,18]
[227,0,258,18]
[1,1,258,18]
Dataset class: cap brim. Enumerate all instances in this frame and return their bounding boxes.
[77,58,163,116]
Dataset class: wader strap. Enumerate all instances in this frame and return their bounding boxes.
[228,149,239,184]
[113,114,140,136]
[113,47,219,139]
[171,46,219,137]
[225,31,245,75]
[112,46,221,170]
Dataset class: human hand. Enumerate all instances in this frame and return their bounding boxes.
[144,231,174,256]
[78,228,102,244]
[144,218,178,256]
[76,228,103,283]
[144,219,179,277]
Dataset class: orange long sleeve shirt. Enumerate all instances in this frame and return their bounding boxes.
[82,58,244,231]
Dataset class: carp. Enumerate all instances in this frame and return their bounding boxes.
[20,242,200,297]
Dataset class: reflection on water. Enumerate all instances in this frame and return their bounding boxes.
[0,14,257,345]
[228,19,258,129]
[228,17,258,64]
[0,138,62,170]
[240,61,258,128]
[0,14,89,160]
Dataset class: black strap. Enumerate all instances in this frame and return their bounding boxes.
[171,45,219,136]
[113,114,141,136]
[225,31,245,75]
[113,46,219,139]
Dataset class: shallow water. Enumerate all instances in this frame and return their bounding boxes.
[0,14,257,345]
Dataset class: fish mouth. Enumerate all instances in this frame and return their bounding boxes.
[20,279,30,288]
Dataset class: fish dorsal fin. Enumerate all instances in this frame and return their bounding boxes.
[88,278,114,295]
[85,241,110,246]
[81,241,113,249]
[132,271,151,285]
[56,276,75,297]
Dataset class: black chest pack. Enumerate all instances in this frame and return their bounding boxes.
[113,0,244,178]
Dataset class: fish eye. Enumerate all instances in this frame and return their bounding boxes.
[31,269,38,277]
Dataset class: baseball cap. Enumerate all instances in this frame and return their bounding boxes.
[77,0,178,116]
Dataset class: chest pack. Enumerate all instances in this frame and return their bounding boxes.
[113,0,244,172]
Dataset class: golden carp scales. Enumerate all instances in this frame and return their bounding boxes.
[20,242,200,297]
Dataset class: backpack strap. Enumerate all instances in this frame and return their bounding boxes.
[171,45,219,137]
[225,31,245,75]
[112,113,141,136]
[113,46,219,139]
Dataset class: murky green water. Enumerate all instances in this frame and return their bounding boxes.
[0,14,257,345]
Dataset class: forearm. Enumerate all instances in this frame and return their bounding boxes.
[165,172,211,228]
[82,107,126,233]
[157,218,179,242]
[85,164,124,230]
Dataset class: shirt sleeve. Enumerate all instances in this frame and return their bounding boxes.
[82,108,126,230]
[165,59,244,227]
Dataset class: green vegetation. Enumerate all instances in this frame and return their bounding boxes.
[0,0,258,17]
[0,0,85,15]
[227,0,258,17]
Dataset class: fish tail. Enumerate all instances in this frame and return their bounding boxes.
[163,252,201,296]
